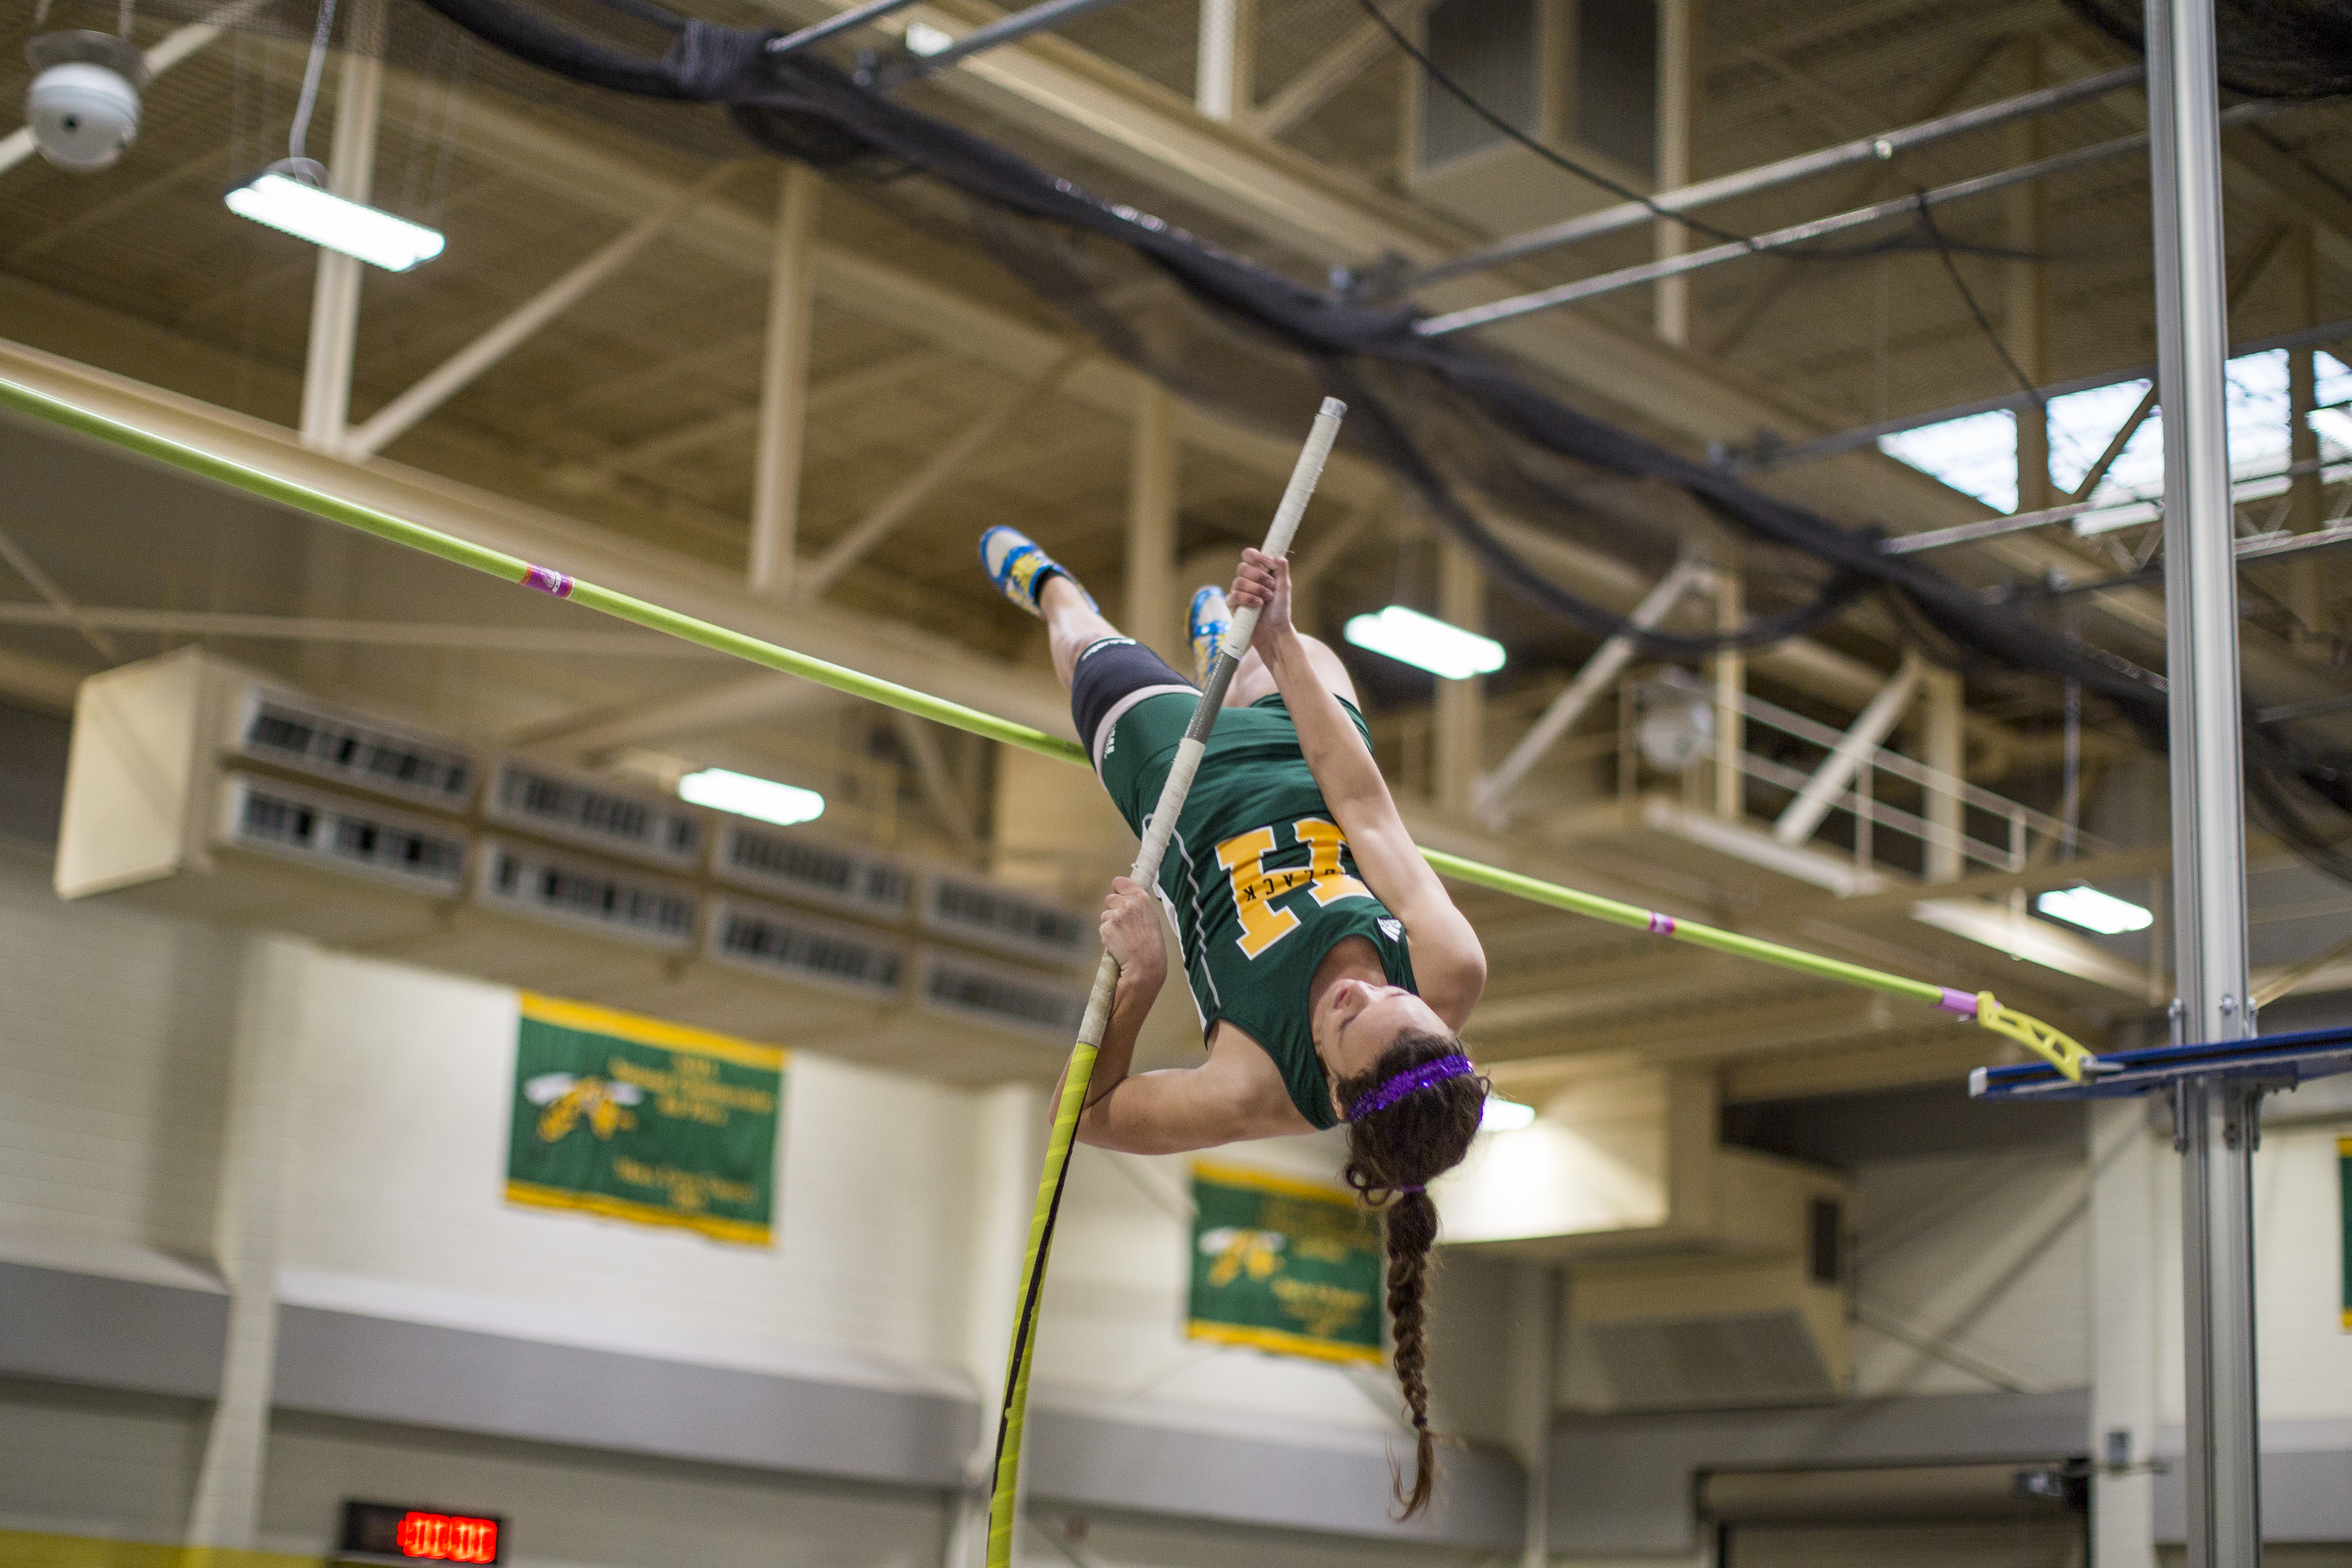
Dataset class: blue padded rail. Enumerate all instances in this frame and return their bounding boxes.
[1970,1024,2352,1102]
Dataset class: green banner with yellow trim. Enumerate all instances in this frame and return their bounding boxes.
[506,994,785,1246]
[1187,1161,1383,1366]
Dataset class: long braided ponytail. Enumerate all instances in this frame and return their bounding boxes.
[1337,1032,1487,1519]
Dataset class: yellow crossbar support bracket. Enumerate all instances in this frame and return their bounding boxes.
[1975,992,2099,1082]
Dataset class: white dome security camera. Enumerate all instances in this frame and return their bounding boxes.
[24,32,147,174]
[1635,682,1715,774]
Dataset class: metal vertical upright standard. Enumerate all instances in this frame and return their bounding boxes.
[2145,0,2261,1555]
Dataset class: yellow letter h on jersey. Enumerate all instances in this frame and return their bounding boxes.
[1215,818,1372,959]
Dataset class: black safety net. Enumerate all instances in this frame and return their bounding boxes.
[2065,0,2352,101]
[108,0,2352,879]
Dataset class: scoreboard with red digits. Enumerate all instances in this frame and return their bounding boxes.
[338,1501,504,1564]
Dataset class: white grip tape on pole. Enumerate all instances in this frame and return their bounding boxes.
[1219,397,1345,662]
[1075,950,1120,1046]
[1134,736,1208,881]
[1074,734,1209,1049]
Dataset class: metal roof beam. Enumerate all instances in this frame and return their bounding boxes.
[1410,64,2142,291]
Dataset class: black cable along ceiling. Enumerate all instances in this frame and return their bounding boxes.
[187,0,2352,882]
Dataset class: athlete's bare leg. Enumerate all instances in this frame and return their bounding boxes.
[1224,636,1358,709]
[1041,573,1358,710]
[1041,574,1125,688]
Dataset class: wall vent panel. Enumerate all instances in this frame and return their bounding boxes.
[231,689,475,809]
[918,952,1087,1039]
[709,898,906,998]
[922,873,1087,967]
[218,774,467,896]
[476,840,698,950]
[716,825,912,922]
[489,760,703,868]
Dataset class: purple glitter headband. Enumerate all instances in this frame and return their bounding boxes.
[1345,1054,1474,1120]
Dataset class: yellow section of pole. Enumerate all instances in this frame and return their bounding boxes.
[982,1037,1096,1567]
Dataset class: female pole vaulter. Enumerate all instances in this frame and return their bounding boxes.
[979,525,1490,1516]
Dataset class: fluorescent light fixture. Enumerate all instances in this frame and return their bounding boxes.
[1344,605,1506,680]
[2035,885,2153,935]
[678,768,826,827]
[1480,1096,1536,1132]
[225,173,445,272]
[904,22,955,54]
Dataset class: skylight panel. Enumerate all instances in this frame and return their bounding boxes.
[1878,410,2016,512]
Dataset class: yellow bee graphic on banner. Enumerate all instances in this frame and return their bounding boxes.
[1199,1225,1287,1287]
[522,1072,645,1142]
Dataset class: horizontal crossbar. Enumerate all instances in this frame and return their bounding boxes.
[0,373,2100,1079]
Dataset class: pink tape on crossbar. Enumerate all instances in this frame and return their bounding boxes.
[522,564,575,597]
[1647,911,1676,936]
[1936,988,1980,1018]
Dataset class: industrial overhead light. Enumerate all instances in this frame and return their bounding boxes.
[2036,884,2153,935]
[903,22,956,54]
[1344,605,1506,681]
[224,0,444,271]
[225,167,446,272]
[678,767,827,827]
[1480,1096,1536,1132]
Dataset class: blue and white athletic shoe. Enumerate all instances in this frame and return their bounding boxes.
[1188,584,1231,684]
[979,525,1093,617]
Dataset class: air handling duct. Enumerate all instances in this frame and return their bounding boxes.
[1432,1067,1853,1412]
[52,648,1093,1079]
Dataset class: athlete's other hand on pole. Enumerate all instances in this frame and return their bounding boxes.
[1230,547,1292,658]
[1100,877,1166,995]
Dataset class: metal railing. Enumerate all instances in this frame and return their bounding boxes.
[1371,668,2103,885]
[1671,672,2106,877]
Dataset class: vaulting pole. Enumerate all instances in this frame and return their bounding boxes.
[982,397,1346,1568]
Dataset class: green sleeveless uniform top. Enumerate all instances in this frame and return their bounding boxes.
[1097,692,1419,1131]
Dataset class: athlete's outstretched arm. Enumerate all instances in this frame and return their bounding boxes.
[1056,877,1308,1152]
[1228,549,1487,1026]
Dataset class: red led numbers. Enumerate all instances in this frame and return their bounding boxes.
[394,1511,500,1563]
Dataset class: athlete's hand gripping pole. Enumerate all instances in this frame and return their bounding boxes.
[982,398,1346,1568]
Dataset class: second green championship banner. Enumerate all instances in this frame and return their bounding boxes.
[1187,1161,1384,1366]
[507,994,787,1246]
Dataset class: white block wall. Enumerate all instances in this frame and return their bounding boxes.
[0,846,1519,1556]
[2157,1120,2352,1427]
[271,946,981,1393]
[0,848,242,1260]
[1848,1146,2093,1399]
[0,1379,208,1541]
